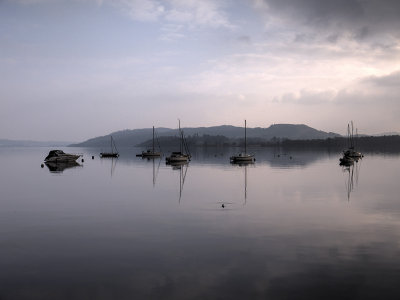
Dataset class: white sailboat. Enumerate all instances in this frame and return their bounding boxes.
[166,120,191,164]
[230,120,255,163]
[138,126,162,158]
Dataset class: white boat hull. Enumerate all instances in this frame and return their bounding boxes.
[141,151,161,157]
[166,155,190,162]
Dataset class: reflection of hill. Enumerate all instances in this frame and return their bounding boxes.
[265,151,328,168]
[75,146,400,169]
[187,148,329,168]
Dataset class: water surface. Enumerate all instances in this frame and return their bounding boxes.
[1,147,400,299]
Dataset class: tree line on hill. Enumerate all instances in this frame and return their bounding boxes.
[138,134,400,153]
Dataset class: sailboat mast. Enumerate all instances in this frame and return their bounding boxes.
[245,119,247,154]
[245,165,247,204]
[179,119,182,153]
[153,157,155,187]
[347,124,350,148]
[152,126,155,152]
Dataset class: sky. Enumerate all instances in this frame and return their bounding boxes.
[1,0,399,142]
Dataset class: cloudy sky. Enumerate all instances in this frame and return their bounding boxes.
[1,0,399,141]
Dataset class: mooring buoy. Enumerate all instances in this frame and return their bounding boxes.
[222,204,225,208]
[92,156,94,159]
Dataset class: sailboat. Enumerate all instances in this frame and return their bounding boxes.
[230,120,255,163]
[343,121,363,159]
[100,136,119,158]
[166,120,191,164]
[137,126,162,158]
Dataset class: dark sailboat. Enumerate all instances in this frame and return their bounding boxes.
[100,136,119,158]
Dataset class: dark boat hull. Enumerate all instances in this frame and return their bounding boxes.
[230,154,254,163]
[100,153,119,158]
[138,151,162,158]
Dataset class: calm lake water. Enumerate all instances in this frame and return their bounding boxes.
[1,146,400,300]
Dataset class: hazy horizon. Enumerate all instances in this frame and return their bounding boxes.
[1,0,399,141]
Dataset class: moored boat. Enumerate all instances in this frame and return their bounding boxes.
[343,148,363,158]
[230,120,255,163]
[100,136,119,158]
[44,150,81,163]
[343,121,363,159]
[339,155,354,166]
[231,152,254,162]
[137,126,162,158]
[166,151,190,163]
[166,120,191,164]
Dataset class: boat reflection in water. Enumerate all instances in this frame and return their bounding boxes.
[143,157,162,187]
[45,161,82,173]
[341,157,362,201]
[231,160,254,205]
[167,160,189,203]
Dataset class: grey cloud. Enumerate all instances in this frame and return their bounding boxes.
[326,33,340,43]
[261,0,400,42]
[362,70,400,87]
[237,35,251,44]
[265,0,365,26]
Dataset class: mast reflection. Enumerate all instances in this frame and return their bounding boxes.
[142,157,161,187]
[340,158,361,201]
[101,157,117,177]
[231,160,254,205]
[167,161,189,203]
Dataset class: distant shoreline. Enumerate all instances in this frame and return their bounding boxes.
[3,135,400,153]
[137,134,399,148]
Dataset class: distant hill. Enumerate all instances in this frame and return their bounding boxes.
[373,132,400,136]
[0,139,71,147]
[69,124,340,147]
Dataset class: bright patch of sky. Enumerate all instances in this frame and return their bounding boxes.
[1,0,399,141]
